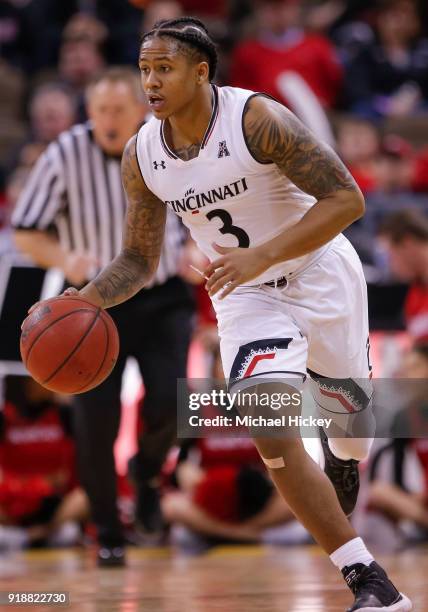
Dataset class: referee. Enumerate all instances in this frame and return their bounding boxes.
[11,67,194,566]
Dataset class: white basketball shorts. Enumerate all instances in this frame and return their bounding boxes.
[212,234,371,388]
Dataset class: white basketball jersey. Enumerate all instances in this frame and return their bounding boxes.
[136,85,331,285]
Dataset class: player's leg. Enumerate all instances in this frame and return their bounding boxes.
[72,352,127,564]
[309,371,374,517]
[215,283,411,611]
[285,235,411,611]
[245,414,356,552]
[130,281,194,534]
[216,290,356,551]
[250,393,411,612]
[286,234,375,513]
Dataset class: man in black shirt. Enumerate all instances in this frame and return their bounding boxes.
[12,67,194,565]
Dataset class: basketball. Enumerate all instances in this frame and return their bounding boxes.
[20,296,120,394]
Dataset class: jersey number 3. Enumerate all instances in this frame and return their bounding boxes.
[206,209,250,248]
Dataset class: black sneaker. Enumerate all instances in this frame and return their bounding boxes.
[97,545,126,568]
[319,427,360,516]
[135,479,165,535]
[342,561,412,611]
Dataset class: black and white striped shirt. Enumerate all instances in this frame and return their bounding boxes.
[11,122,185,287]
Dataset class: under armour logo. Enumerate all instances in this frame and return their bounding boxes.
[217,140,230,158]
[153,160,166,170]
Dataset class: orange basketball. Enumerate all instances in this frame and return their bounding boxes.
[20,296,119,394]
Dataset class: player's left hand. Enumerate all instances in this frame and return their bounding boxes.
[205,243,271,299]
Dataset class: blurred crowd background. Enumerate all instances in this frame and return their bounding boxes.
[1,0,428,556]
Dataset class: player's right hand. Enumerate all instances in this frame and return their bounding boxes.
[62,252,98,286]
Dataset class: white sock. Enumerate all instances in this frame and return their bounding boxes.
[330,537,374,570]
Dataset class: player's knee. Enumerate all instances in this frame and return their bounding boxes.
[309,374,372,414]
[252,437,303,469]
[309,374,374,439]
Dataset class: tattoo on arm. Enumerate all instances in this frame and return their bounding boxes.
[93,135,166,307]
[243,96,357,200]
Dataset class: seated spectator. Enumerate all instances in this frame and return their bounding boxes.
[162,434,295,545]
[62,13,108,48]
[374,135,414,194]
[338,122,428,196]
[33,35,105,120]
[29,84,76,145]
[344,0,428,118]
[411,147,428,193]
[161,347,294,546]
[6,83,76,176]
[0,377,88,550]
[142,0,183,33]
[59,37,105,96]
[367,344,428,536]
[336,116,380,193]
[230,0,343,110]
[177,0,226,19]
[377,209,428,343]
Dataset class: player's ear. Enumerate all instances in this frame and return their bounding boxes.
[196,61,209,84]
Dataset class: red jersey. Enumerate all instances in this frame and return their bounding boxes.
[197,437,262,469]
[0,401,76,486]
[193,438,265,522]
[411,148,428,193]
[405,284,428,342]
[195,284,216,326]
[413,438,428,496]
[180,0,225,17]
[230,33,343,109]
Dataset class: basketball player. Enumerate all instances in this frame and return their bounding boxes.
[63,17,412,611]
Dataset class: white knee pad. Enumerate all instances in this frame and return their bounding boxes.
[328,436,373,462]
[309,375,375,461]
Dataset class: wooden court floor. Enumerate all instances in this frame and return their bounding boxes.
[0,544,426,611]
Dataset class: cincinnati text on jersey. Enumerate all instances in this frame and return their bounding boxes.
[165,177,248,214]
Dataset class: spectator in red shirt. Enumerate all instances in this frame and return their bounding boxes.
[337,123,428,196]
[377,209,428,343]
[162,434,295,544]
[161,347,294,544]
[230,0,343,110]
[0,376,88,550]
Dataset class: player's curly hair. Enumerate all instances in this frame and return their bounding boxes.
[140,17,218,81]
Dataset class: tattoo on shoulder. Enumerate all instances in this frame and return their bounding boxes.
[93,135,166,306]
[243,97,357,200]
